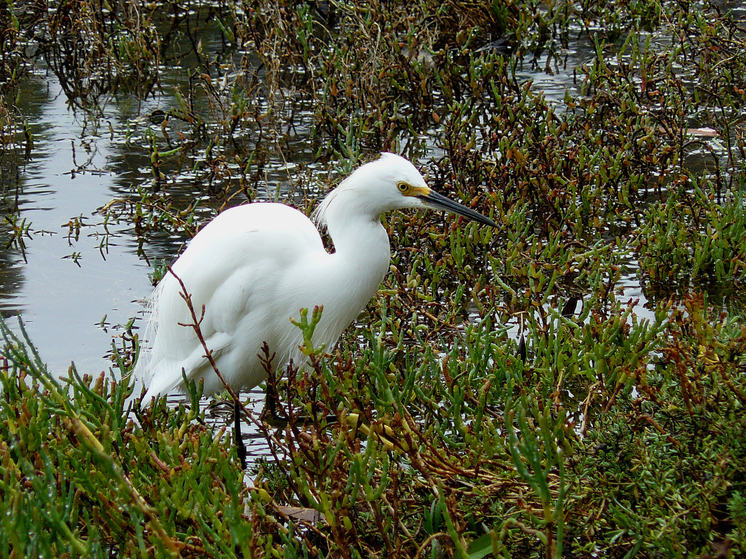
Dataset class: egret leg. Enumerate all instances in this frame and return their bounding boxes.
[264,379,338,428]
[234,399,247,470]
[264,381,289,428]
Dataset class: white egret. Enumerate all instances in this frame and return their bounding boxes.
[138,153,495,410]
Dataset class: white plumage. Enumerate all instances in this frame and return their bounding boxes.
[137,153,495,403]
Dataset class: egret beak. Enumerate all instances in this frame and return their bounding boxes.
[419,188,497,227]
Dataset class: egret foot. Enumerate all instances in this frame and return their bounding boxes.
[261,380,339,429]
[262,382,290,428]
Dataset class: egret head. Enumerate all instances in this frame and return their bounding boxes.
[313,153,497,228]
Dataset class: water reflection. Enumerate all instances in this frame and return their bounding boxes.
[0,66,328,377]
[0,18,737,385]
[3,74,153,373]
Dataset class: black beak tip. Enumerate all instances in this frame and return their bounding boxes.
[420,191,497,228]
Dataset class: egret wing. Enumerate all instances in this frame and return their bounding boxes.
[140,203,326,399]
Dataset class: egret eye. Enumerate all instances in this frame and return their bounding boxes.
[397,182,409,194]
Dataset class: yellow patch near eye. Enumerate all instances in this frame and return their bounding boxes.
[398,183,430,197]
[409,186,431,197]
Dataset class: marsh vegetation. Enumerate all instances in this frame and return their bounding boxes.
[1,0,746,557]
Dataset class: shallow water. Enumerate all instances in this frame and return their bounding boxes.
[0,20,731,461]
[0,31,681,375]
[2,72,154,373]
